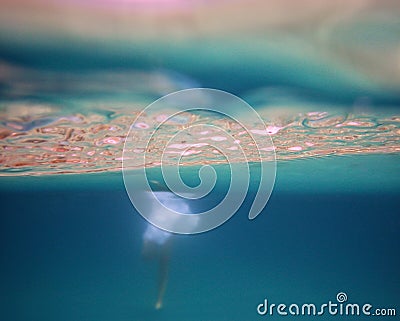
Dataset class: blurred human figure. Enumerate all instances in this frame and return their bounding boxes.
[142,223,173,309]
[141,191,198,310]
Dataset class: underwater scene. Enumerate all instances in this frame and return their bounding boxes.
[0,0,400,320]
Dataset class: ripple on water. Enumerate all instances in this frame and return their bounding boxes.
[0,104,399,176]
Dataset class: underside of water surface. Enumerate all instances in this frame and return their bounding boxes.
[0,68,399,176]
[1,0,400,176]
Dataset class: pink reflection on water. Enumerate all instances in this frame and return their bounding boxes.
[288,146,303,151]
[54,0,210,11]
[135,122,150,129]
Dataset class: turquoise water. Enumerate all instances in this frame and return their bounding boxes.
[0,155,399,320]
[1,4,400,319]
